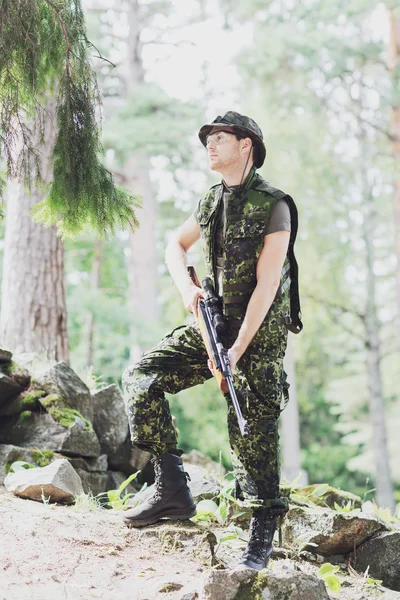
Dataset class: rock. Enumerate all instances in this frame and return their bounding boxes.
[202,567,256,600]
[0,444,61,484]
[34,362,94,422]
[186,464,220,502]
[159,582,184,593]
[351,531,400,592]
[0,389,46,416]
[282,505,387,555]
[294,483,362,509]
[107,434,151,474]
[0,349,12,364]
[6,362,31,388]
[0,373,24,407]
[180,593,198,600]
[92,384,128,455]
[75,469,110,497]
[182,450,225,479]
[67,455,108,473]
[0,412,101,458]
[4,458,83,503]
[202,561,330,600]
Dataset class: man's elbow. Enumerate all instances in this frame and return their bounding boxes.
[256,275,280,294]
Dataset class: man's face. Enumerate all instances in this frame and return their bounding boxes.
[206,128,244,172]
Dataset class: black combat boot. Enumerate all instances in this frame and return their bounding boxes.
[237,508,277,570]
[123,451,196,527]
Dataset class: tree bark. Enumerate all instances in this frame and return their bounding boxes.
[281,336,308,486]
[124,0,158,363]
[0,99,69,361]
[388,9,400,344]
[360,121,394,512]
[85,239,102,368]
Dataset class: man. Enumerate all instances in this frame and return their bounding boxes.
[122,111,303,571]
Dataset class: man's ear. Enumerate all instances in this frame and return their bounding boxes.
[240,137,253,154]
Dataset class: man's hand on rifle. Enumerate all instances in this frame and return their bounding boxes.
[207,345,242,377]
[181,283,205,318]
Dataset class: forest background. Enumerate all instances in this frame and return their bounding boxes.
[0,0,399,513]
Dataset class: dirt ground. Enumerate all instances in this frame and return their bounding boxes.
[1,488,400,600]
[0,489,207,600]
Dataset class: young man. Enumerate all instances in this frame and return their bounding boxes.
[122,111,303,570]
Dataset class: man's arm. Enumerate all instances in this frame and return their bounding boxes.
[165,214,203,314]
[229,230,291,370]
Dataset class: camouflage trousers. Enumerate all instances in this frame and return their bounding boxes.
[122,293,291,516]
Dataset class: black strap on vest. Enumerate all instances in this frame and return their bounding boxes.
[283,194,303,334]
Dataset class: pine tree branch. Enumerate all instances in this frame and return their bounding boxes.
[86,41,117,68]
[43,0,73,78]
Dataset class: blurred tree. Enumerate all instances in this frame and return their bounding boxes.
[0,0,140,236]
[224,0,399,508]
[0,0,140,360]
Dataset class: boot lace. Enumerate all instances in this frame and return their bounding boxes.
[149,457,163,503]
[244,512,276,561]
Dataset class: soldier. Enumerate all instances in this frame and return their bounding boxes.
[122,111,303,571]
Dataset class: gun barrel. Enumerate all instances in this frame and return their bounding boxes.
[226,376,248,437]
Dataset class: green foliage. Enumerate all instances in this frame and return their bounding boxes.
[0,0,140,236]
[318,563,341,593]
[191,480,245,527]
[18,410,33,422]
[30,450,54,467]
[96,471,141,510]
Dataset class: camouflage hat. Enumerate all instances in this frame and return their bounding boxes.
[198,111,266,168]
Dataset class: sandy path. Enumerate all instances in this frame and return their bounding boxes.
[0,490,206,600]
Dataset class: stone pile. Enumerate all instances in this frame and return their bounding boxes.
[0,350,221,503]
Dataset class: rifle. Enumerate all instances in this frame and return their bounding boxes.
[187,267,248,437]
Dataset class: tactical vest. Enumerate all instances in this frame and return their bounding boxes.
[195,168,303,334]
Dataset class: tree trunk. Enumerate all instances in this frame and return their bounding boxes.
[124,0,158,363]
[85,239,102,368]
[388,9,400,343]
[281,336,308,486]
[360,123,394,512]
[0,99,69,361]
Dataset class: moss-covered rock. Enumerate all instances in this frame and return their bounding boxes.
[0,389,46,417]
[6,361,31,388]
[39,394,93,431]
[292,484,362,510]
[18,410,33,422]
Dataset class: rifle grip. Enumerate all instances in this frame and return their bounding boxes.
[188,266,201,288]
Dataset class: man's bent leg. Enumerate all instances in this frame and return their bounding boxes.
[121,323,211,527]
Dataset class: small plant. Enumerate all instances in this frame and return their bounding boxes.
[362,565,383,586]
[82,365,107,391]
[74,490,104,512]
[371,500,398,524]
[40,487,51,505]
[318,563,341,593]
[191,480,245,526]
[333,499,359,514]
[96,471,141,510]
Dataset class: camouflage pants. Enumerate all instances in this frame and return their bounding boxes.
[122,294,290,515]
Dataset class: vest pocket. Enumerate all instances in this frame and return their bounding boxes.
[228,219,266,238]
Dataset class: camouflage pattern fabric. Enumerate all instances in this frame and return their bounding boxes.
[122,166,301,517]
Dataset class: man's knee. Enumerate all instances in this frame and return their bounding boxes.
[122,364,161,404]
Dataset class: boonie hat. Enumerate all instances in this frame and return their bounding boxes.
[198,110,266,168]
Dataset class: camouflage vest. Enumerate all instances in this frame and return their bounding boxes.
[195,168,303,334]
